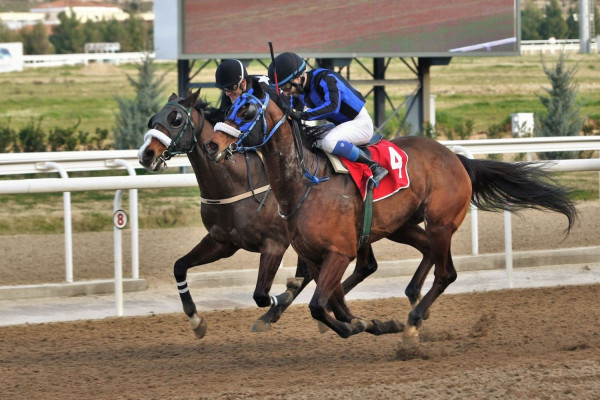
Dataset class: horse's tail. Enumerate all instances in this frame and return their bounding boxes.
[456,154,577,233]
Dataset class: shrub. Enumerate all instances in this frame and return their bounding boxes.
[0,119,17,153]
[535,52,584,160]
[48,120,80,151]
[15,117,46,152]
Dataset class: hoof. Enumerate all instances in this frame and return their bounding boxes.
[402,325,420,349]
[317,321,329,333]
[366,319,405,335]
[190,313,207,339]
[250,319,271,332]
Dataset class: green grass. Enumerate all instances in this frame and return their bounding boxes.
[0,54,599,235]
[1,54,599,138]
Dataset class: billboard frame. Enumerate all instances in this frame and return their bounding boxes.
[153,0,521,134]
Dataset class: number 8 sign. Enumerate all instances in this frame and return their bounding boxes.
[113,209,128,229]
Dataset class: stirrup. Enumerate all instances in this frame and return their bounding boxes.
[370,164,388,183]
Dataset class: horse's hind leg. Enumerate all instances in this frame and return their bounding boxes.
[388,224,434,315]
[174,235,239,339]
[404,225,457,347]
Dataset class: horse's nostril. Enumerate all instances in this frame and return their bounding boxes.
[142,149,154,162]
[203,141,217,155]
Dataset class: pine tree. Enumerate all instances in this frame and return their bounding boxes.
[521,3,544,40]
[535,52,584,160]
[22,22,53,55]
[49,12,85,54]
[539,0,568,39]
[113,55,167,149]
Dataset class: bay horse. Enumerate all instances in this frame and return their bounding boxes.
[200,80,577,347]
[138,90,404,338]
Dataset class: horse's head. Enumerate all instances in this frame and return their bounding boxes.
[202,79,286,163]
[138,89,203,172]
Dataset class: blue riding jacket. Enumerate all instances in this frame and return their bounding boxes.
[299,68,366,125]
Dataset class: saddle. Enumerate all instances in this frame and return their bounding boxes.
[304,123,384,174]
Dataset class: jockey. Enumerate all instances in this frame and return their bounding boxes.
[268,52,388,183]
[215,59,269,112]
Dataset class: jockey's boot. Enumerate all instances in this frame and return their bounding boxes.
[356,150,388,182]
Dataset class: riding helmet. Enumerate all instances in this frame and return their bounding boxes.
[268,52,306,85]
[215,59,247,89]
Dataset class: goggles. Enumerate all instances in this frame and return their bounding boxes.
[224,83,240,93]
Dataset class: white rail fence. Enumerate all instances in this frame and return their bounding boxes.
[23,52,155,68]
[0,137,599,308]
[520,38,599,55]
[18,39,599,69]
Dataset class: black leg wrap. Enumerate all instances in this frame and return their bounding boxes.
[270,290,294,307]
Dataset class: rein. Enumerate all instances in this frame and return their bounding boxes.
[218,91,329,219]
[145,100,273,209]
[278,120,328,219]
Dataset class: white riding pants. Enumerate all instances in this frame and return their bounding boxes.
[316,107,374,153]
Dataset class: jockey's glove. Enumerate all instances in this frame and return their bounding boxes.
[287,109,306,121]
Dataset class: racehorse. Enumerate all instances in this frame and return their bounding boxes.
[200,80,577,347]
[138,90,401,338]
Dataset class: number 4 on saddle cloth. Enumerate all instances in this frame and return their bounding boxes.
[333,138,410,202]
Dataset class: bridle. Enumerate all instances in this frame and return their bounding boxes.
[144,100,205,163]
[214,90,287,154]
[215,89,329,218]
[140,98,272,209]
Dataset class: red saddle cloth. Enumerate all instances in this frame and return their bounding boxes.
[340,139,410,201]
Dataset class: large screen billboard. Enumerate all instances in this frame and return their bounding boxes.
[154,0,520,60]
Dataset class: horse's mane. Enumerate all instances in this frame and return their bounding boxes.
[263,84,288,111]
[193,97,226,126]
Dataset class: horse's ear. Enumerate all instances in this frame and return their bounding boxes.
[168,93,178,101]
[182,89,201,107]
[253,79,265,98]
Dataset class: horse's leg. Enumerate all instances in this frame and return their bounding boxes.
[403,225,457,348]
[318,244,376,322]
[174,236,239,339]
[388,224,434,317]
[340,245,377,294]
[252,251,285,307]
[251,257,313,332]
[309,252,368,338]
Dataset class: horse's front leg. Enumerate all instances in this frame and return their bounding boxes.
[252,257,312,332]
[252,250,286,308]
[174,236,239,339]
[340,244,378,294]
[309,252,369,339]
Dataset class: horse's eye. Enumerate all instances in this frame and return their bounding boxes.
[241,103,258,122]
[172,111,184,127]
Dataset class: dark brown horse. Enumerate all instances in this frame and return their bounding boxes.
[138,90,401,338]
[201,81,577,347]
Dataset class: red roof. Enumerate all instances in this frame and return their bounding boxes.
[32,1,122,9]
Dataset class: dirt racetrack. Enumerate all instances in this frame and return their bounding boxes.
[1,286,599,399]
[1,204,599,399]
